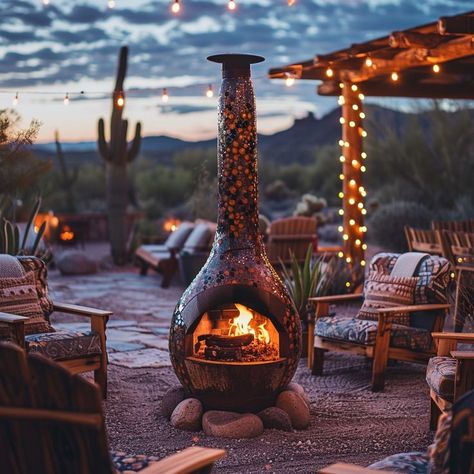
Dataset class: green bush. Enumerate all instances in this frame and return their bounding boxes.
[368,200,432,252]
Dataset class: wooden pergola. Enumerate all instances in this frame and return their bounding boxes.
[268,10,474,266]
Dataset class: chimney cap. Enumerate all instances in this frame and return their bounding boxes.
[207,53,265,65]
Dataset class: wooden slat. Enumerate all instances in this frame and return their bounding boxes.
[375,303,450,314]
[451,351,474,359]
[432,332,474,341]
[139,447,225,474]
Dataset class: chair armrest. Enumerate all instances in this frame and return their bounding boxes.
[375,303,450,314]
[52,302,112,319]
[309,293,363,304]
[318,463,387,474]
[139,447,226,474]
[431,332,474,342]
[451,351,474,360]
[0,312,29,324]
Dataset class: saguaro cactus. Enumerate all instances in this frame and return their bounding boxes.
[54,130,78,213]
[98,46,142,265]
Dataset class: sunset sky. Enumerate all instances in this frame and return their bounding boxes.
[1,0,469,143]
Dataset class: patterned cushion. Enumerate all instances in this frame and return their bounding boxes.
[369,451,429,473]
[428,410,452,474]
[0,271,53,334]
[112,451,160,473]
[426,357,456,402]
[17,256,54,317]
[316,316,432,351]
[25,330,101,360]
[358,271,417,326]
[370,253,450,305]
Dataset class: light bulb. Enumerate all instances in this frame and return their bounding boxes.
[352,104,358,111]
[339,155,345,163]
[42,0,50,5]
[362,244,368,250]
[171,0,180,14]
[64,93,69,105]
[349,219,355,226]
[432,64,440,73]
[391,71,399,82]
[162,88,169,103]
[285,76,295,87]
[326,67,334,78]
[358,93,365,100]
[288,0,296,5]
[343,234,349,241]
[228,0,236,10]
[361,152,367,159]
[349,120,355,127]
[361,260,366,266]
[339,174,344,180]
[116,93,124,107]
[365,57,373,67]
[206,84,214,98]
[338,209,344,215]
[12,92,19,106]
[338,251,344,258]
[108,0,116,8]
[359,112,365,119]
[351,84,358,91]
[339,117,345,124]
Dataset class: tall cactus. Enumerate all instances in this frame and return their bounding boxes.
[54,130,78,213]
[98,46,142,265]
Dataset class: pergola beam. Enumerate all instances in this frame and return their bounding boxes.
[439,14,474,35]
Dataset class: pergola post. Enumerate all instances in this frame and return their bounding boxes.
[340,82,366,267]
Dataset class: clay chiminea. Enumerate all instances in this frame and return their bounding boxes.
[169,54,302,413]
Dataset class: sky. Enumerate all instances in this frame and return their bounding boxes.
[0,0,471,143]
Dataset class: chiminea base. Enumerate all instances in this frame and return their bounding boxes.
[183,356,288,412]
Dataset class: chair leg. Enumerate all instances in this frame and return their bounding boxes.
[95,365,107,399]
[160,259,178,289]
[91,315,108,399]
[139,261,149,276]
[312,348,325,375]
[371,318,391,392]
[430,397,441,430]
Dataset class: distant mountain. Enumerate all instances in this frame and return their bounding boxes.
[33,104,472,166]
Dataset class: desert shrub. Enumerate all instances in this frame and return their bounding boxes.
[368,200,432,252]
[264,180,292,201]
[293,193,327,217]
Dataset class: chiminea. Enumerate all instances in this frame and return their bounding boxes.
[169,54,302,413]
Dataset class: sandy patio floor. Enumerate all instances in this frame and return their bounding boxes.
[48,265,434,473]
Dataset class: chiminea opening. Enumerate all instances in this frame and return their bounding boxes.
[169,53,302,413]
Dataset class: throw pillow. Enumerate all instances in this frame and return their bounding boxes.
[0,271,53,335]
[357,271,417,326]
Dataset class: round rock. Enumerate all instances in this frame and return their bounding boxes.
[276,390,310,430]
[56,250,98,275]
[286,382,311,408]
[258,407,292,431]
[170,398,203,432]
[161,386,186,420]
[202,410,264,438]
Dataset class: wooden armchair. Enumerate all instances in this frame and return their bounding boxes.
[308,253,451,391]
[266,216,317,266]
[404,226,442,255]
[0,342,225,474]
[0,255,111,397]
[426,332,474,429]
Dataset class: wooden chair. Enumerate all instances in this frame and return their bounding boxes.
[308,253,451,391]
[266,216,317,265]
[0,342,225,474]
[0,256,112,397]
[135,222,194,288]
[426,332,474,429]
[319,389,474,474]
[432,218,474,234]
[404,226,442,255]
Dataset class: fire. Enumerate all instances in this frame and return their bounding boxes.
[59,225,74,241]
[228,303,270,344]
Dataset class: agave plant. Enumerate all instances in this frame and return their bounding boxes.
[0,198,49,260]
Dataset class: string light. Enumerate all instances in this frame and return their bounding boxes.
[349,120,355,127]
[339,117,345,124]
[338,139,344,146]
[285,75,295,87]
[63,93,70,105]
[339,174,344,180]
[365,57,373,67]
[338,96,345,105]
[116,92,124,107]
[351,84,358,91]
[359,112,365,119]
[171,0,181,14]
[162,88,169,103]
[391,71,399,82]
[339,155,345,163]
[338,251,344,258]
[288,0,296,5]
[326,67,334,78]
[352,104,358,111]
[206,84,214,98]
[42,0,50,5]
[358,93,365,100]
[228,0,236,10]
[339,82,344,89]
[338,209,344,215]
[361,152,367,159]
[432,64,440,73]
[12,92,19,106]
[107,0,116,8]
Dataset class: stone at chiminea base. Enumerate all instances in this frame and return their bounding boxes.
[257,407,292,432]
[276,390,310,430]
[56,250,98,276]
[170,398,203,432]
[161,386,186,420]
[202,411,264,439]
[286,382,311,409]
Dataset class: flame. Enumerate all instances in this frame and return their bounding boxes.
[59,225,74,241]
[228,303,270,344]
[163,218,181,233]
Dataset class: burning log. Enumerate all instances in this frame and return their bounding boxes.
[198,334,254,347]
